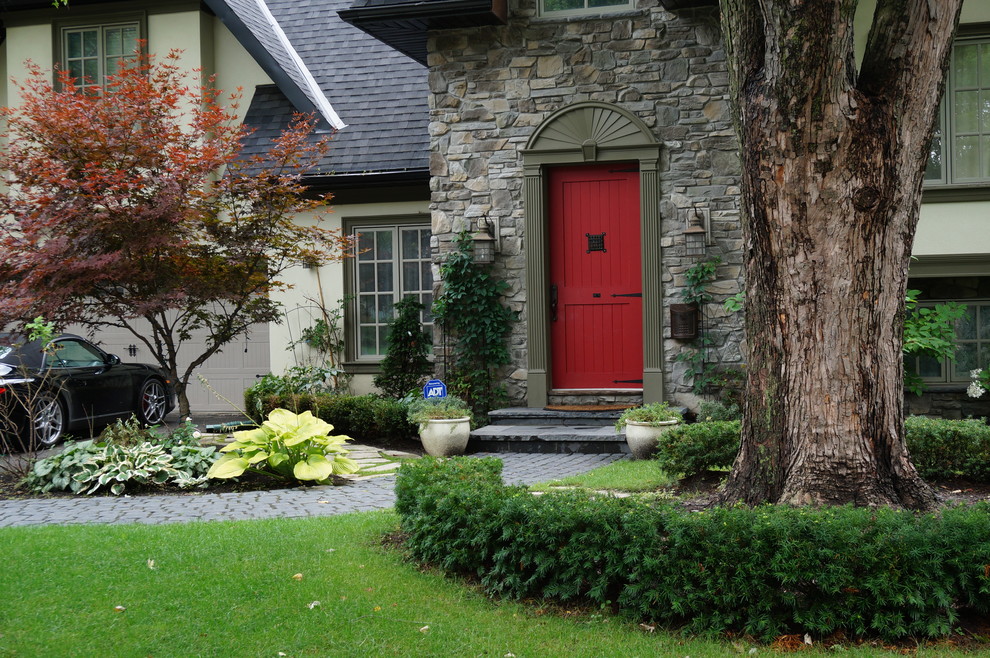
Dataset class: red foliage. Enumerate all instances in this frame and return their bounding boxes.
[0,49,351,412]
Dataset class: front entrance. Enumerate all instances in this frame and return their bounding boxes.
[548,164,643,389]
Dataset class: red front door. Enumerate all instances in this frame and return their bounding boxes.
[548,164,643,389]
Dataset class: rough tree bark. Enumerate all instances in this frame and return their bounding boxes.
[718,0,963,509]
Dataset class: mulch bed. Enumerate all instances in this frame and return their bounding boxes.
[0,434,424,500]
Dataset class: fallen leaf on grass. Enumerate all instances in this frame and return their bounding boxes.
[114,606,126,613]
[639,623,656,633]
[292,573,303,581]
[419,625,430,633]
[146,559,156,570]
[308,601,321,609]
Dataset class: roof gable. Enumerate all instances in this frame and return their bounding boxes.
[204,0,344,131]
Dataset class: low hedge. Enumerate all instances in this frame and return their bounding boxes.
[658,416,990,482]
[905,415,990,481]
[244,392,416,443]
[395,457,990,640]
[656,420,740,476]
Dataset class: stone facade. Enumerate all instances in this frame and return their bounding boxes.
[426,0,746,410]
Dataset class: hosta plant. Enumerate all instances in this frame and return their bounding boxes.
[207,408,358,483]
[24,440,216,496]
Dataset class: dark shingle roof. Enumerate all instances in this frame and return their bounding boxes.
[219,0,429,179]
[204,0,344,131]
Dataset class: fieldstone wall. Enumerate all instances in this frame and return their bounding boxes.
[427,0,745,409]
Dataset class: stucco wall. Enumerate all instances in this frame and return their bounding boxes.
[270,199,431,396]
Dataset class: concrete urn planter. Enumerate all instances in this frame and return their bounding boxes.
[624,420,679,460]
[419,417,471,457]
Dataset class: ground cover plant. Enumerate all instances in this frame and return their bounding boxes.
[0,511,979,657]
[395,457,990,642]
[22,416,216,495]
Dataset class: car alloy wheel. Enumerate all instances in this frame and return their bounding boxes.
[33,393,65,447]
[138,379,168,426]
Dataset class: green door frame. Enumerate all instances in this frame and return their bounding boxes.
[521,101,664,407]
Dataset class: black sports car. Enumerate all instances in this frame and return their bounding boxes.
[0,333,176,450]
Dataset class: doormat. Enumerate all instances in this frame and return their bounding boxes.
[544,404,636,412]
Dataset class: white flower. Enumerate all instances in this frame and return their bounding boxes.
[967,381,985,399]
[971,369,984,379]
[192,431,202,439]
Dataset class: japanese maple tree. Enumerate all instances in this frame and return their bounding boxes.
[0,50,350,415]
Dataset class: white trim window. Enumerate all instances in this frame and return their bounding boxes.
[926,35,990,186]
[61,22,139,89]
[910,300,990,384]
[351,224,433,360]
[540,0,633,17]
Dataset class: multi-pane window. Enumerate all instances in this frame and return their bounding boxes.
[926,36,990,186]
[353,224,433,359]
[62,23,139,88]
[540,0,632,15]
[910,301,990,384]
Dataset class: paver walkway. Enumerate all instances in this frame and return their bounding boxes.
[0,449,622,528]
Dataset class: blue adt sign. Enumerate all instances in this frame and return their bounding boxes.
[423,379,447,399]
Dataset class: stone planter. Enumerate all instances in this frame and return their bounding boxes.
[418,417,471,457]
[623,420,679,460]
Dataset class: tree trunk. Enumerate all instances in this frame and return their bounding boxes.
[717,0,963,509]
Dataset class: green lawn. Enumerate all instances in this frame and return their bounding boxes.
[0,512,978,656]
[531,457,678,493]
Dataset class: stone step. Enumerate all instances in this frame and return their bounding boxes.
[547,390,644,406]
[469,423,630,455]
[488,406,625,427]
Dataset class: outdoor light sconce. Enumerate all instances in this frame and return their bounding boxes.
[471,216,500,264]
[670,304,699,340]
[684,206,710,257]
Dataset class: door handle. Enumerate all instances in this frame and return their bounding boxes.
[611,292,643,298]
[550,284,558,322]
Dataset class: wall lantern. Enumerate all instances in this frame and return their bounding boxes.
[670,304,699,340]
[684,206,710,257]
[471,216,500,264]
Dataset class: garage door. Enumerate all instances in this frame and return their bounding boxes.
[65,320,270,415]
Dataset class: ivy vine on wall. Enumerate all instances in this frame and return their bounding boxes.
[432,232,516,419]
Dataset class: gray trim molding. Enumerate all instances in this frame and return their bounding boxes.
[521,101,663,407]
[341,213,433,370]
[909,254,990,278]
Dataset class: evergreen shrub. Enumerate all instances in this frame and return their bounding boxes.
[654,416,990,483]
[395,457,990,641]
[373,295,433,399]
[244,391,416,442]
[905,415,990,481]
[655,421,741,477]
